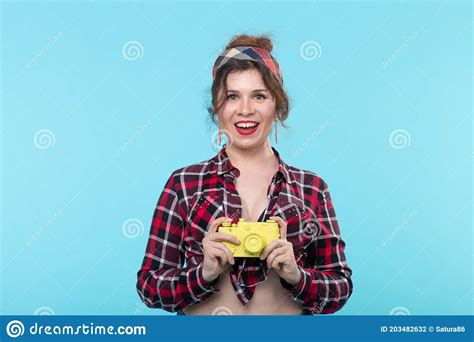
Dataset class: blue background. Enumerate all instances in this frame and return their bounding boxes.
[0,315,472,341]
[1,0,472,317]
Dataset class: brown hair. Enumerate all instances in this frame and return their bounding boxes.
[208,34,290,128]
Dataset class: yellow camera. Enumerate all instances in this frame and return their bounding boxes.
[219,219,280,257]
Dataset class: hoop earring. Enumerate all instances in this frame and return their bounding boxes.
[274,120,278,144]
[218,128,222,145]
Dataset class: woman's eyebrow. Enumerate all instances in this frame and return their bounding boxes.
[226,89,269,93]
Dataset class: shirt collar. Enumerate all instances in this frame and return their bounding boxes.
[215,144,294,184]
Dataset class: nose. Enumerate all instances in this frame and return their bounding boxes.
[238,97,254,116]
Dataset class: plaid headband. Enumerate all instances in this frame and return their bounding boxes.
[212,46,283,83]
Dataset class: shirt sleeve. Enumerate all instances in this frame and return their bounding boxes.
[280,178,353,314]
[136,172,220,312]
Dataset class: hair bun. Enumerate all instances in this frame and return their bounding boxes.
[225,34,273,53]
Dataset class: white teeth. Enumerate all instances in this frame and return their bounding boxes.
[235,122,258,128]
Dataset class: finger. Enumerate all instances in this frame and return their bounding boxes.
[270,216,287,240]
[210,249,228,266]
[208,216,232,234]
[271,254,287,270]
[266,246,288,268]
[260,239,287,260]
[209,232,240,245]
[210,242,235,265]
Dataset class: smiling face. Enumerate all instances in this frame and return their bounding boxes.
[217,68,276,151]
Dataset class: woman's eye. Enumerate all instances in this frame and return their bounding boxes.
[226,94,266,101]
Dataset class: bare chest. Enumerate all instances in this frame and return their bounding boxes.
[235,172,274,222]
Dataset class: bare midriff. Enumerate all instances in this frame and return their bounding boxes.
[183,265,303,315]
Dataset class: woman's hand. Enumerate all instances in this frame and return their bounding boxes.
[259,216,301,285]
[201,217,241,283]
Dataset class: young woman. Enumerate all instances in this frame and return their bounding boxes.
[136,34,353,315]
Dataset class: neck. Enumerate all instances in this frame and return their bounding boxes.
[225,139,277,171]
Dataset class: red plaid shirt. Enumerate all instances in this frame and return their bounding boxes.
[136,145,353,314]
